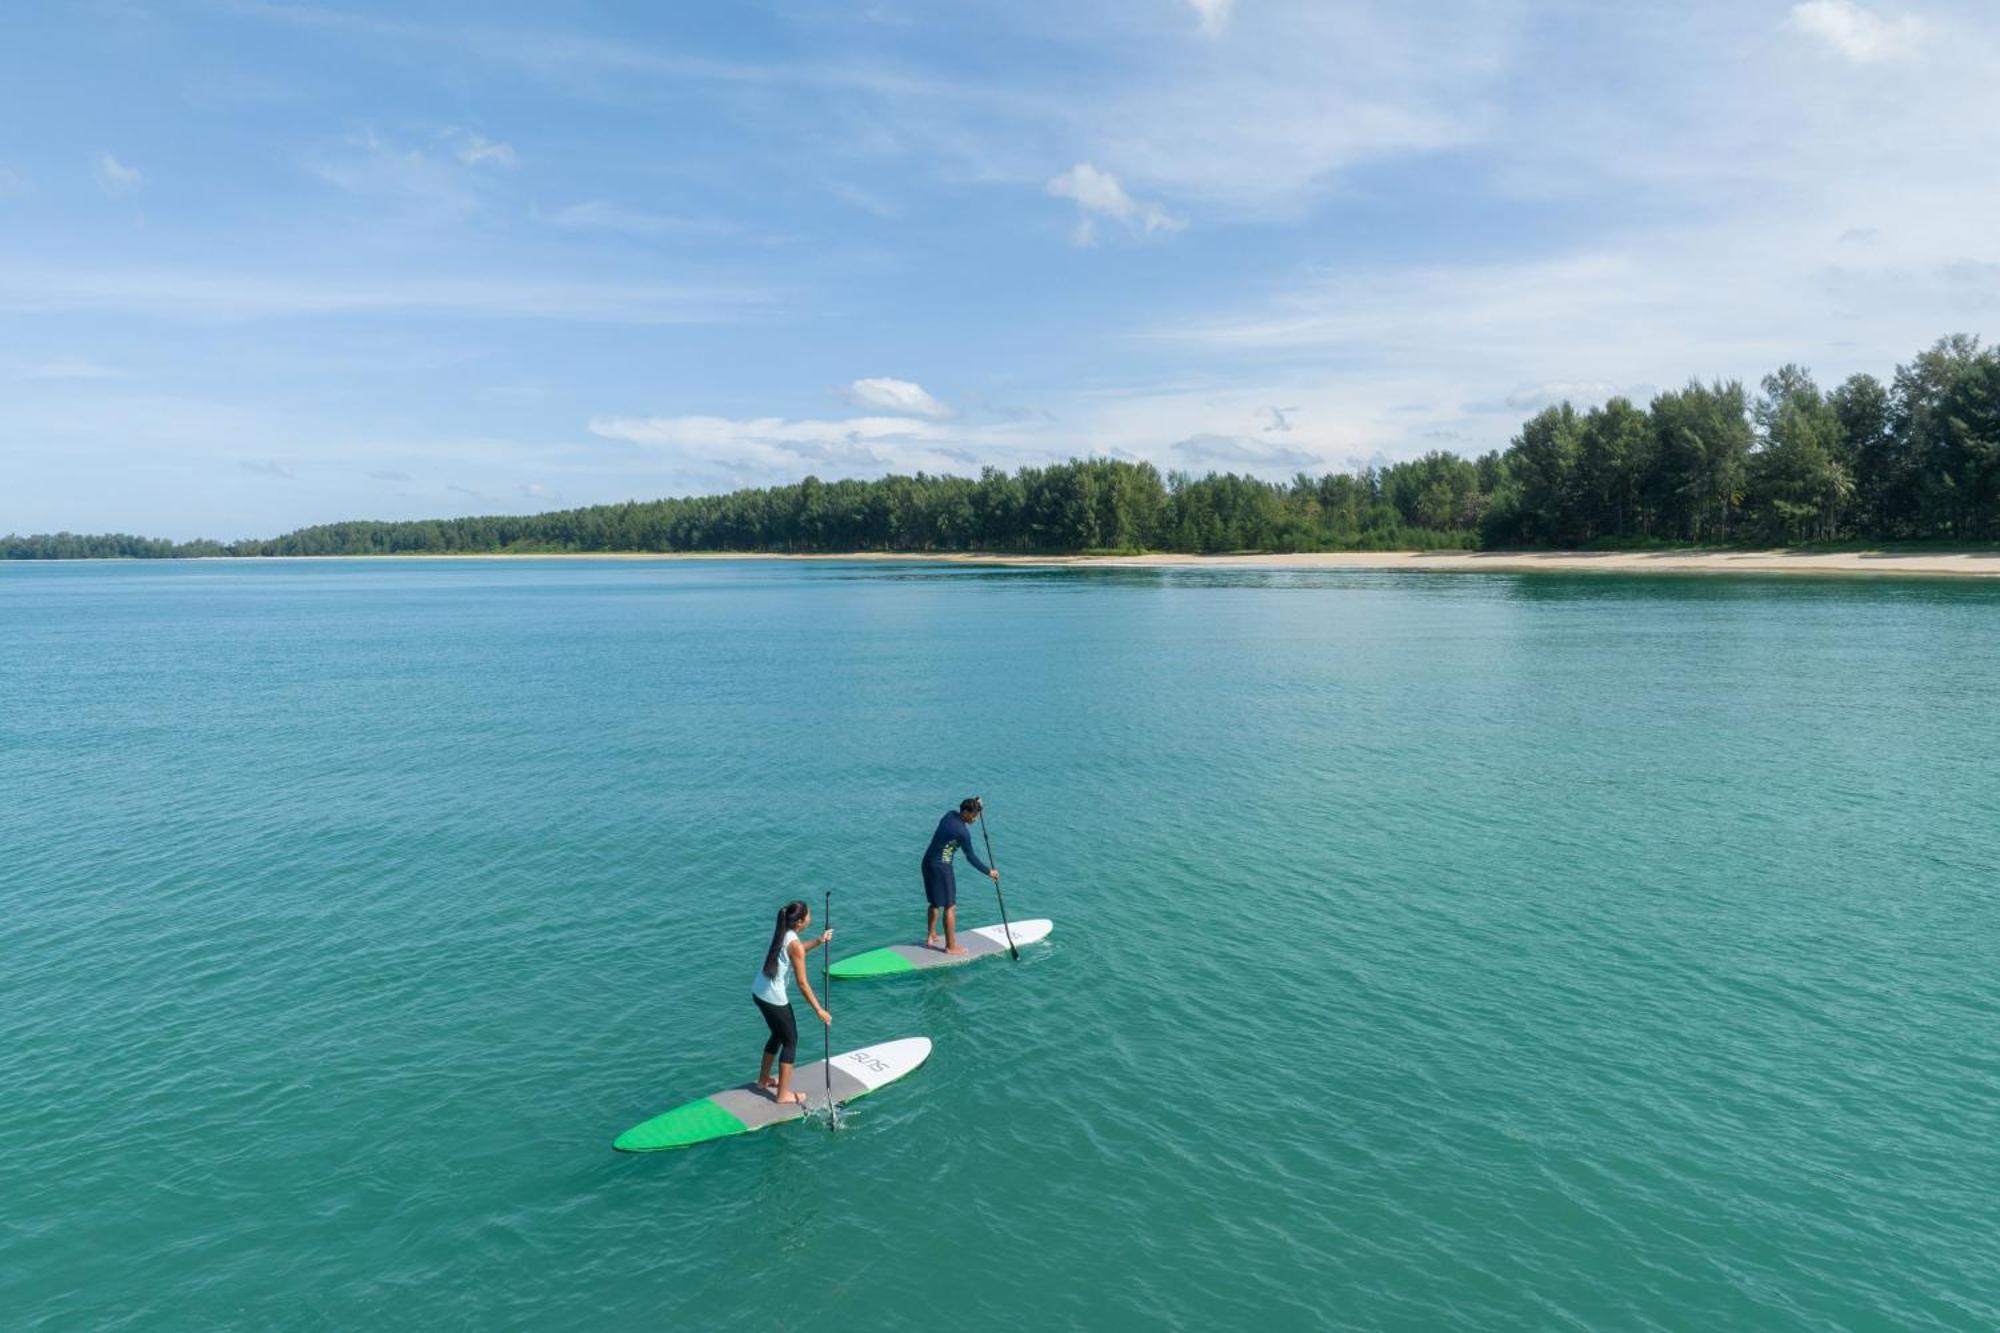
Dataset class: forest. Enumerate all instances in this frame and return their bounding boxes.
[8,336,2000,559]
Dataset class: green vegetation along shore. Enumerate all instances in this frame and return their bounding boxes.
[9,335,1999,561]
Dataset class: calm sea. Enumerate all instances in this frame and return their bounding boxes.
[4,559,1996,1330]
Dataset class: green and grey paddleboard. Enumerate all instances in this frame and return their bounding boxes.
[613,1037,932,1152]
[829,919,1053,980]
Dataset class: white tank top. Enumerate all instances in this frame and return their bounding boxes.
[752,930,798,1006]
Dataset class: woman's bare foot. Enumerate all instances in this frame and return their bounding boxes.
[925,935,941,949]
[779,1090,810,1106]
[758,1076,778,1090]
[946,945,970,955]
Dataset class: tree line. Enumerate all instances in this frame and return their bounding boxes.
[1487,335,2000,546]
[8,335,1998,560]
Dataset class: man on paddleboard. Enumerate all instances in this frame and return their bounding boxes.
[922,797,999,955]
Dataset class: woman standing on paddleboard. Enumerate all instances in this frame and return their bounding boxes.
[752,900,832,1106]
[922,797,999,955]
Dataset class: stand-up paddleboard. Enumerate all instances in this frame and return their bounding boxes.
[613,1037,932,1152]
[830,919,1053,980]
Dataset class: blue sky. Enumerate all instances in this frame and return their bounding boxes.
[4,0,1998,539]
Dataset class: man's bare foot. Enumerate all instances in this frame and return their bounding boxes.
[946,945,969,955]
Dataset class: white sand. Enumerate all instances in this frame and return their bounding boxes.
[193,549,2000,577]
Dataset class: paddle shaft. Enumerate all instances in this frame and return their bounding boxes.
[822,888,834,1126]
[978,813,1019,961]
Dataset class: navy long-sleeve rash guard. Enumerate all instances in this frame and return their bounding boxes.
[922,811,991,876]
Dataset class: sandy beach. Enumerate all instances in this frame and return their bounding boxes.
[984,549,2000,577]
[246,548,2000,577]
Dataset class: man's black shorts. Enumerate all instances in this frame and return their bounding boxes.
[922,860,956,908]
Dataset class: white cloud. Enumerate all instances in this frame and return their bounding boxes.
[1502,380,1624,412]
[1788,0,1925,63]
[847,376,951,417]
[241,459,296,479]
[547,199,735,239]
[310,130,516,218]
[0,266,773,323]
[21,356,118,380]
[1187,0,1233,37]
[1075,5,1504,219]
[590,414,943,450]
[1054,379,1391,476]
[0,165,29,197]
[310,133,476,213]
[583,380,1409,492]
[95,153,143,194]
[1148,191,2000,463]
[446,128,517,167]
[233,2,1502,220]
[588,413,966,485]
[826,180,902,219]
[1046,162,1185,245]
[1171,432,1322,468]
[583,405,1171,489]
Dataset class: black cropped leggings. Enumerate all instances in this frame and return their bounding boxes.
[754,995,798,1064]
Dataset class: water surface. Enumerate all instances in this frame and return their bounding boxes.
[4,559,1996,1330]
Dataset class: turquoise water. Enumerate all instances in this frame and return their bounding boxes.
[4,559,1997,1331]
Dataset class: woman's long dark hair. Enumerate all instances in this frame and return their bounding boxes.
[761,900,810,979]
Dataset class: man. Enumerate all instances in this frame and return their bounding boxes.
[921,797,999,954]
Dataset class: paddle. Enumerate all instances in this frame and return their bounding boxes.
[822,887,836,1129]
[977,802,1019,962]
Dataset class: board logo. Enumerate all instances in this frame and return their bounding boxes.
[842,1050,891,1073]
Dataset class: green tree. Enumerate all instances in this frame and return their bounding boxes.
[1650,380,1750,542]
[1831,374,1893,536]
[1891,334,1987,537]
[1509,404,1584,544]
[1747,365,1850,543]
[1578,397,1655,539]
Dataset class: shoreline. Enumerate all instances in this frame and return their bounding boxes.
[16,548,2000,577]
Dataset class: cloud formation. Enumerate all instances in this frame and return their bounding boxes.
[309,129,519,222]
[0,265,772,323]
[446,129,517,167]
[847,377,950,417]
[14,1,2000,540]
[1788,0,1925,63]
[1171,432,1323,468]
[1187,0,1234,36]
[95,154,143,194]
[548,199,734,239]
[1502,380,1624,412]
[589,413,963,484]
[1045,163,1185,245]
[22,356,118,380]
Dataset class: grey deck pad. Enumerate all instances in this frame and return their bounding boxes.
[709,1061,871,1129]
[888,932,1013,969]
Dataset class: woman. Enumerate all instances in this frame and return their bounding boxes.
[752,900,833,1106]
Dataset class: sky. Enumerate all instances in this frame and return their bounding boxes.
[4,0,1999,539]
